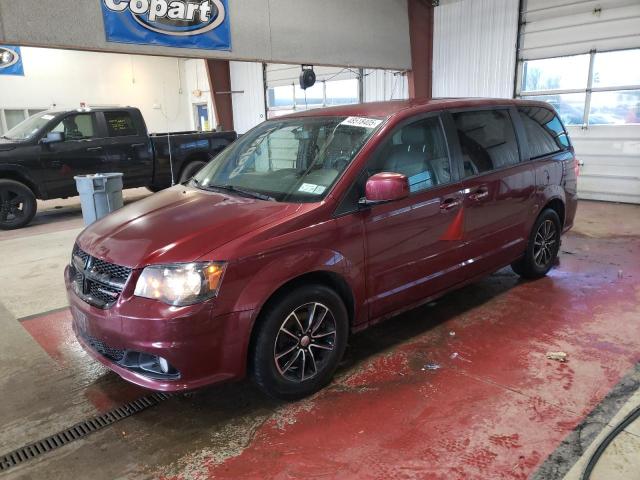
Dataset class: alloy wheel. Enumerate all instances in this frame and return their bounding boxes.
[0,187,27,225]
[273,302,337,383]
[533,219,557,268]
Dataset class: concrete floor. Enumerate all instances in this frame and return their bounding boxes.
[0,196,638,479]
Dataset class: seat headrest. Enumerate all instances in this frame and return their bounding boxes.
[401,125,426,145]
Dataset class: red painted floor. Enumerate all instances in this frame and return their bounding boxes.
[22,309,148,412]
[171,233,639,479]
[20,231,640,479]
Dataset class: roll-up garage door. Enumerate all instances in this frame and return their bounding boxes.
[517,0,640,204]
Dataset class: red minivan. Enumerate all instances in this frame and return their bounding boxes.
[65,98,578,399]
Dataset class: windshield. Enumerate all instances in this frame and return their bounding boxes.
[192,116,383,203]
[3,112,56,140]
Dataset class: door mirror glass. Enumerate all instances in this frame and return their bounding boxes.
[41,131,65,144]
[361,172,409,205]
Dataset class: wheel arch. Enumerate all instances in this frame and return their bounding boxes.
[0,166,43,198]
[543,197,566,228]
[245,269,356,372]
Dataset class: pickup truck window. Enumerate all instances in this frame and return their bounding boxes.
[192,116,381,203]
[2,112,54,140]
[51,113,97,141]
[105,111,139,137]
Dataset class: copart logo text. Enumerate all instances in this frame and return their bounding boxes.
[103,0,226,36]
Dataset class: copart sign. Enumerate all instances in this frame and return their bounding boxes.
[0,46,24,76]
[101,0,231,50]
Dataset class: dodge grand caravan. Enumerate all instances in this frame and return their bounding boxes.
[65,98,578,400]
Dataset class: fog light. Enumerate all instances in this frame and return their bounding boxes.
[158,357,169,374]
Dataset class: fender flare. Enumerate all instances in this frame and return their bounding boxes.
[0,164,45,198]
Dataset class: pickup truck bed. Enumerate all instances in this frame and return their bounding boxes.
[0,107,237,229]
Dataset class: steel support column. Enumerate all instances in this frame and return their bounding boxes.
[407,0,434,99]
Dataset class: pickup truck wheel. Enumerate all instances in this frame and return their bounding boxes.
[179,161,207,183]
[0,179,37,230]
[250,284,349,400]
[511,208,561,279]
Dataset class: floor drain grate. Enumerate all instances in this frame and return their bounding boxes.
[0,392,170,472]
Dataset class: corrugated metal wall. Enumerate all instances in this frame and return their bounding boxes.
[519,0,640,204]
[363,70,409,102]
[229,61,266,134]
[433,0,519,98]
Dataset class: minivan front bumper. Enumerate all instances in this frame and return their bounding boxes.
[65,265,254,392]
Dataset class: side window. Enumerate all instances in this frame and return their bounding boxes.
[104,112,139,137]
[51,114,97,141]
[368,117,452,193]
[518,106,570,159]
[335,116,451,216]
[453,110,520,177]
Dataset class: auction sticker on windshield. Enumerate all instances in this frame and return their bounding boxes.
[299,183,326,195]
[340,117,383,129]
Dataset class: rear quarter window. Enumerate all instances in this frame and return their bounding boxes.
[518,106,570,159]
[105,111,140,137]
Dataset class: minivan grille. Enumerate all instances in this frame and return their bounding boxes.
[70,245,132,309]
[80,332,126,362]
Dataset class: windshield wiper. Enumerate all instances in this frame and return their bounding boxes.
[206,184,275,202]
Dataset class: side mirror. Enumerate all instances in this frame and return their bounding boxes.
[359,172,409,206]
[41,131,65,145]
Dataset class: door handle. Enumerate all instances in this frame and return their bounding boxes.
[86,147,103,152]
[130,143,146,148]
[440,197,461,211]
[468,187,489,201]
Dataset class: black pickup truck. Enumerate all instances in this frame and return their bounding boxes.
[0,107,237,229]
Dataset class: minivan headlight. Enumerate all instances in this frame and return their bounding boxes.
[134,262,227,306]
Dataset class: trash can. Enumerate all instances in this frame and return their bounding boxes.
[74,173,124,226]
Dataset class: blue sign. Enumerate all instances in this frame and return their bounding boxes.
[0,45,24,76]
[101,0,231,51]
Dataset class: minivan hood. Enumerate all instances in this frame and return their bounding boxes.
[77,186,303,268]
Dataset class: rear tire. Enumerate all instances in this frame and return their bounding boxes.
[250,284,349,400]
[0,179,37,230]
[511,208,561,279]
[179,161,207,184]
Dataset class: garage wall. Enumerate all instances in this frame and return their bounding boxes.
[0,47,200,133]
[519,0,640,60]
[518,0,640,204]
[183,58,216,131]
[432,0,519,98]
[229,61,266,134]
[363,70,409,103]
[0,0,412,70]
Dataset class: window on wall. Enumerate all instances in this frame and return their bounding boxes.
[266,78,360,119]
[519,49,640,126]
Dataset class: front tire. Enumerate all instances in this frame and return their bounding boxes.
[0,179,37,230]
[511,208,561,279]
[250,284,349,400]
